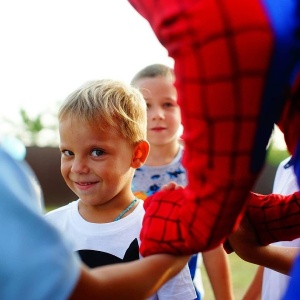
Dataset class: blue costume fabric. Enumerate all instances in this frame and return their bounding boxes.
[284,254,300,299]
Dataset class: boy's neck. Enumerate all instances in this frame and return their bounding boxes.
[78,195,138,223]
[145,142,180,166]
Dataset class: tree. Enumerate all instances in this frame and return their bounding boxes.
[1,107,58,147]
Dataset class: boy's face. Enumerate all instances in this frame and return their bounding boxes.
[134,76,181,147]
[59,118,136,207]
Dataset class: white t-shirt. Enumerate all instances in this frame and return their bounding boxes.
[262,156,300,300]
[45,199,196,300]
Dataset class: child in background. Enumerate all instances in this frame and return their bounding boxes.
[131,64,234,300]
[45,79,196,300]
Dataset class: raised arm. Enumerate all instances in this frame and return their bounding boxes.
[129,0,300,257]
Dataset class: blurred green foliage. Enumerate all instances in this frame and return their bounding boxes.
[19,108,44,145]
[266,142,289,166]
[2,107,58,146]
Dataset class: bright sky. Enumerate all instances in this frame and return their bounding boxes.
[0,0,287,150]
[0,0,173,125]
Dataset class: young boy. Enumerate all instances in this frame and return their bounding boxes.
[0,142,192,300]
[45,79,196,300]
[131,64,234,300]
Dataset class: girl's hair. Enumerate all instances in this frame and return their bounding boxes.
[131,64,174,86]
[58,79,147,144]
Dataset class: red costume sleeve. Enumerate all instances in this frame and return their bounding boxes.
[129,0,300,256]
[246,191,300,245]
[224,191,300,253]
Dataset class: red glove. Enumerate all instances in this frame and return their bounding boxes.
[140,189,188,256]
[140,183,249,256]
[246,191,300,245]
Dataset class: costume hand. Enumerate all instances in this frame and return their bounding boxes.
[140,189,191,256]
[245,191,300,245]
[140,185,243,256]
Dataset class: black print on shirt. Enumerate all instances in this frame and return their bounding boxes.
[77,238,139,268]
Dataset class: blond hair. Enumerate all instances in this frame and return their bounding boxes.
[131,64,174,86]
[58,79,147,144]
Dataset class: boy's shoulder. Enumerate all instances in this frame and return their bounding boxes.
[44,200,78,219]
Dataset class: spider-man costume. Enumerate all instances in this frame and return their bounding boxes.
[128,0,300,258]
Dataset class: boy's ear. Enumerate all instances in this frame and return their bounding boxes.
[131,140,150,168]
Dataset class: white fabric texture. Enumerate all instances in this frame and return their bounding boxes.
[262,156,300,300]
[45,199,196,300]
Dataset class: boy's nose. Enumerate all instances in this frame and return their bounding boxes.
[71,158,89,174]
[150,107,164,120]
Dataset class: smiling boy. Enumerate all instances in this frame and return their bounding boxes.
[45,79,196,300]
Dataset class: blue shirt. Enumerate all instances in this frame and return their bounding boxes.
[0,148,80,300]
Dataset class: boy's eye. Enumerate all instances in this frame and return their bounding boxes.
[163,102,173,108]
[91,149,105,157]
[62,150,74,157]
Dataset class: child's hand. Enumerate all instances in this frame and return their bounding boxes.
[227,214,259,258]
[160,181,184,191]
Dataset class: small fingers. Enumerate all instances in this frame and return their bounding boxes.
[161,181,184,191]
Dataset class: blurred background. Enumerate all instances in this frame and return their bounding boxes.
[0,0,173,205]
[0,0,173,145]
[1,1,290,298]
[1,0,289,206]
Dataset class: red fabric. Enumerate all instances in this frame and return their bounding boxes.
[246,191,300,246]
[224,74,300,254]
[223,191,300,254]
[129,0,300,256]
